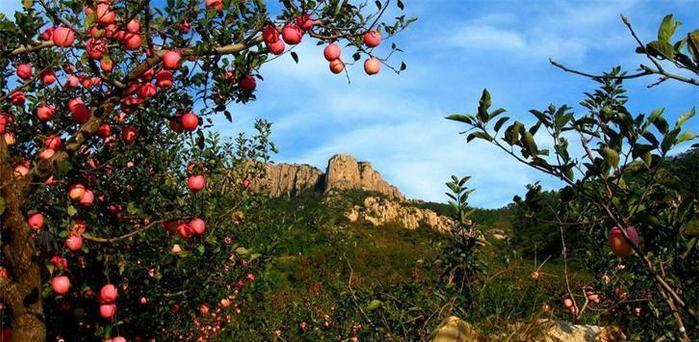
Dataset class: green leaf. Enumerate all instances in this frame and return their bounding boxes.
[466,131,493,142]
[600,147,619,169]
[0,196,4,215]
[493,116,510,132]
[504,121,523,145]
[290,51,299,64]
[647,40,675,60]
[66,205,78,217]
[367,299,383,311]
[445,114,473,124]
[658,14,677,42]
[688,30,699,62]
[675,131,695,144]
[522,131,537,156]
[23,0,33,10]
[676,107,695,128]
[477,89,491,122]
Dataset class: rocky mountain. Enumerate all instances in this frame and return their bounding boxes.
[252,154,405,201]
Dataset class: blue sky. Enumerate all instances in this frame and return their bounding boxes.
[4,1,698,208]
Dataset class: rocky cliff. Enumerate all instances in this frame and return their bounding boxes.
[345,197,454,233]
[252,154,405,201]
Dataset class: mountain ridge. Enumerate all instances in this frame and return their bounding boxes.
[251,154,405,201]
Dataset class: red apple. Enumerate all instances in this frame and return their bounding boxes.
[42,27,55,40]
[563,297,573,309]
[189,218,206,235]
[50,275,71,295]
[323,44,341,61]
[239,75,256,91]
[205,0,223,12]
[281,23,302,44]
[36,105,55,121]
[69,184,86,200]
[267,39,285,55]
[14,165,29,177]
[10,91,25,105]
[140,296,148,304]
[364,57,381,75]
[40,69,56,85]
[100,58,114,72]
[296,14,314,30]
[329,59,344,74]
[68,98,92,124]
[137,82,157,99]
[97,124,111,138]
[126,19,140,33]
[79,190,94,207]
[65,234,83,251]
[262,25,278,44]
[99,303,117,318]
[121,126,138,144]
[187,174,206,192]
[112,337,126,342]
[95,3,116,25]
[52,27,75,47]
[179,20,190,33]
[44,135,62,150]
[16,63,32,79]
[176,223,192,238]
[156,70,173,89]
[181,112,199,131]
[99,284,118,303]
[3,133,16,145]
[27,212,45,230]
[50,256,68,269]
[66,75,80,88]
[86,38,107,59]
[363,30,382,48]
[161,51,181,69]
[38,149,55,160]
[122,33,143,50]
[608,226,640,257]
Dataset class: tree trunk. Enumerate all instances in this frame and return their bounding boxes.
[1,142,46,341]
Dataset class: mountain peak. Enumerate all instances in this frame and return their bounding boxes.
[252,154,405,200]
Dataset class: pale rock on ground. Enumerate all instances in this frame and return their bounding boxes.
[345,197,454,233]
[430,316,626,341]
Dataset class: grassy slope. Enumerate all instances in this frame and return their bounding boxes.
[224,191,593,341]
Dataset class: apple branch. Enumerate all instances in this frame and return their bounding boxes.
[82,219,168,243]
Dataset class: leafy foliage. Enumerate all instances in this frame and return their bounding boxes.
[449,73,697,340]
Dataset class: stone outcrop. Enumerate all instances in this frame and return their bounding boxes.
[251,163,324,197]
[345,197,454,233]
[430,316,626,342]
[324,155,404,201]
[253,154,405,201]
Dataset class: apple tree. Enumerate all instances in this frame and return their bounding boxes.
[0,0,413,340]
[449,75,696,340]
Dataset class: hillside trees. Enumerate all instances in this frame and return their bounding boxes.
[0,0,412,340]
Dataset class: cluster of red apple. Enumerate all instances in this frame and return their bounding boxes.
[262,14,313,55]
[323,30,383,75]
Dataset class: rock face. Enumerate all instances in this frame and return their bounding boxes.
[252,163,324,197]
[253,154,405,201]
[345,197,454,233]
[324,155,405,201]
[430,316,626,342]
